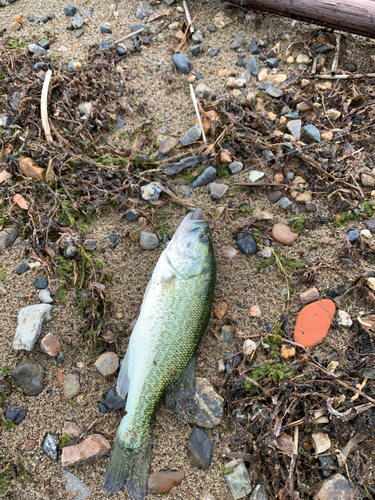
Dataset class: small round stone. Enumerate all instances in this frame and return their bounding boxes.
[39,289,54,304]
[43,433,59,460]
[228,161,243,175]
[268,191,282,203]
[35,277,48,289]
[5,405,28,424]
[64,5,77,16]
[236,233,258,254]
[173,54,191,74]
[94,352,119,379]
[140,232,159,250]
[101,24,112,34]
[83,239,98,251]
[15,261,29,275]
[348,229,359,242]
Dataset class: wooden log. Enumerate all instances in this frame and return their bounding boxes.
[224,0,375,39]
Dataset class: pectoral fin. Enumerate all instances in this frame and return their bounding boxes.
[117,350,130,399]
[165,355,196,410]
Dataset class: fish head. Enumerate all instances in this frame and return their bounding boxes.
[166,208,213,275]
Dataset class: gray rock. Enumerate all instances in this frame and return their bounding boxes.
[83,239,98,251]
[140,232,159,250]
[348,229,359,242]
[191,167,217,188]
[72,16,84,29]
[210,183,228,200]
[61,470,91,500]
[224,460,252,500]
[33,62,48,71]
[236,232,258,254]
[39,289,54,304]
[366,219,375,232]
[194,83,214,98]
[28,14,35,21]
[285,110,299,119]
[230,34,244,50]
[64,5,77,16]
[117,46,127,56]
[175,378,223,429]
[68,61,76,73]
[287,119,302,140]
[64,245,77,258]
[28,43,46,56]
[141,182,162,202]
[5,405,28,424]
[179,185,191,198]
[191,44,202,56]
[220,325,236,345]
[192,31,203,43]
[38,39,50,50]
[38,16,50,24]
[180,124,202,145]
[116,117,125,128]
[15,261,29,275]
[130,24,149,33]
[266,87,283,98]
[125,210,140,222]
[187,428,212,469]
[102,387,126,410]
[268,191,282,203]
[57,351,65,364]
[306,202,317,213]
[75,29,84,38]
[164,0,176,4]
[47,12,55,20]
[314,473,353,500]
[209,48,220,57]
[63,373,80,400]
[286,172,295,180]
[164,155,204,176]
[136,2,153,19]
[281,106,291,116]
[159,136,178,155]
[279,197,292,210]
[101,25,112,34]
[0,116,11,128]
[245,56,258,76]
[43,433,59,460]
[250,43,260,55]
[266,57,278,68]
[250,483,267,500]
[229,161,243,174]
[35,277,48,289]
[13,304,53,351]
[304,124,321,142]
[12,359,45,396]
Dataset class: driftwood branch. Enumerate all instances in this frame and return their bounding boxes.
[224,0,375,40]
[41,69,54,145]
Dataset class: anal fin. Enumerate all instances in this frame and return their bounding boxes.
[165,355,196,410]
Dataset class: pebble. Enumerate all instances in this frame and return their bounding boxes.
[72,16,84,29]
[43,433,59,460]
[243,338,257,355]
[173,54,191,74]
[271,223,298,245]
[210,183,228,199]
[250,484,267,500]
[140,232,159,250]
[24,439,37,451]
[28,14,35,22]
[35,277,48,289]
[220,246,238,261]
[268,191,282,203]
[236,232,258,254]
[61,434,110,467]
[300,287,319,304]
[209,48,220,57]
[266,87,284,98]
[12,360,45,395]
[179,185,191,198]
[126,210,140,222]
[228,161,243,174]
[194,83,214,99]
[40,333,61,357]
[11,22,22,31]
[175,377,223,429]
[13,303,53,351]
[312,432,331,454]
[61,470,91,500]
[101,24,112,34]
[187,428,212,469]
[245,56,258,76]
[191,166,217,188]
[57,351,65,364]
[33,62,48,71]
[279,197,292,210]
[296,53,310,64]
[314,473,353,500]
[280,345,295,359]
[201,493,215,500]
[337,310,352,327]
[304,124,321,142]
[366,219,375,232]
[249,305,261,317]
[102,386,126,410]
[136,2,153,19]
[266,57,278,68]
[224,460,252,499]
[294,299,336,347]
[180,124,201,145]
[250,43,260,54]
[225,352,241,371]
[220,325,236,345]
[95,352,119,378]
[159,136,178,155]
[230,34,244,50]
[148,470,185,494]
[306,202,317,213]
[347,229,359,242]
[249,170,264,182]
[141,182,161,202]
[64,5,77,16]
[15,260,29,275]
[38,38,50,50]
[287,119,302,140]
[361,229,372,238]
[116,117,125,128]
[38,289,53,304]
[191,44,202,56]
[28,43,46,56]
[5,405,28,424]
[192,30,203,42]
[83,239,98,251]
[19,157,46,180]
[98,402,107,413]
[213,301,228,320]
[63,373,80,400]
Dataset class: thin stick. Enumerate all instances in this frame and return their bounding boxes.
[183,0,194,33]
[293,425,299,454]
[309,73,375,80]
[311,56,318,76]
[189,83,207,144]
[233,182,288,187]
[331,34,341,75]
[114,28,144,45]
[41,69,54,145]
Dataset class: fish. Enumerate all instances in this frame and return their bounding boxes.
[102,208,216,499]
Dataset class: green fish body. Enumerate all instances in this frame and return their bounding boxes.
[103,208,216,498]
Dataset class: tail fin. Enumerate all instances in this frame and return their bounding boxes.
[103,433,151,499]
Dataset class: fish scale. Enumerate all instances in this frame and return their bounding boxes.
[103,209,216,499]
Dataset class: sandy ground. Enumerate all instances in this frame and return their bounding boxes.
[1,0,375,499]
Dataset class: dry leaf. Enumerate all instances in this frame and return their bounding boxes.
[12,194,29,210]
[358,315,375,335]
[0,170,12,184]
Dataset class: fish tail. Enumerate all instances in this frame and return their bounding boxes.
[102,431,151,499]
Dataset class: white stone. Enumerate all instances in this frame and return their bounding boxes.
[361,229,372,239]
[13,304,53,351]
[39,289,54,304]
[225,460,252,499]
[249,170,264,182]
[337,310,353,327]
[210,183,228,199]
[243,339,257,356]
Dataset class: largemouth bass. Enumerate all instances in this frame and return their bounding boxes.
[103,208,216,498]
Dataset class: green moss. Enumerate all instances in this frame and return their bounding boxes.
[2,418,16,431]
[59,434,73,449]
[239,205,255,214]
[267,334,282,346]
[0,465,12,494]
[222,466,234,474]
[334,210,357,227]
[181,171,194,182]
[248,362,297,384]
[56,280,67,303]
[0,268,6,281]
[290,216,306,233]
[216,164,232,179]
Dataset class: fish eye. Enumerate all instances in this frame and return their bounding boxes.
[199,233,209,243]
